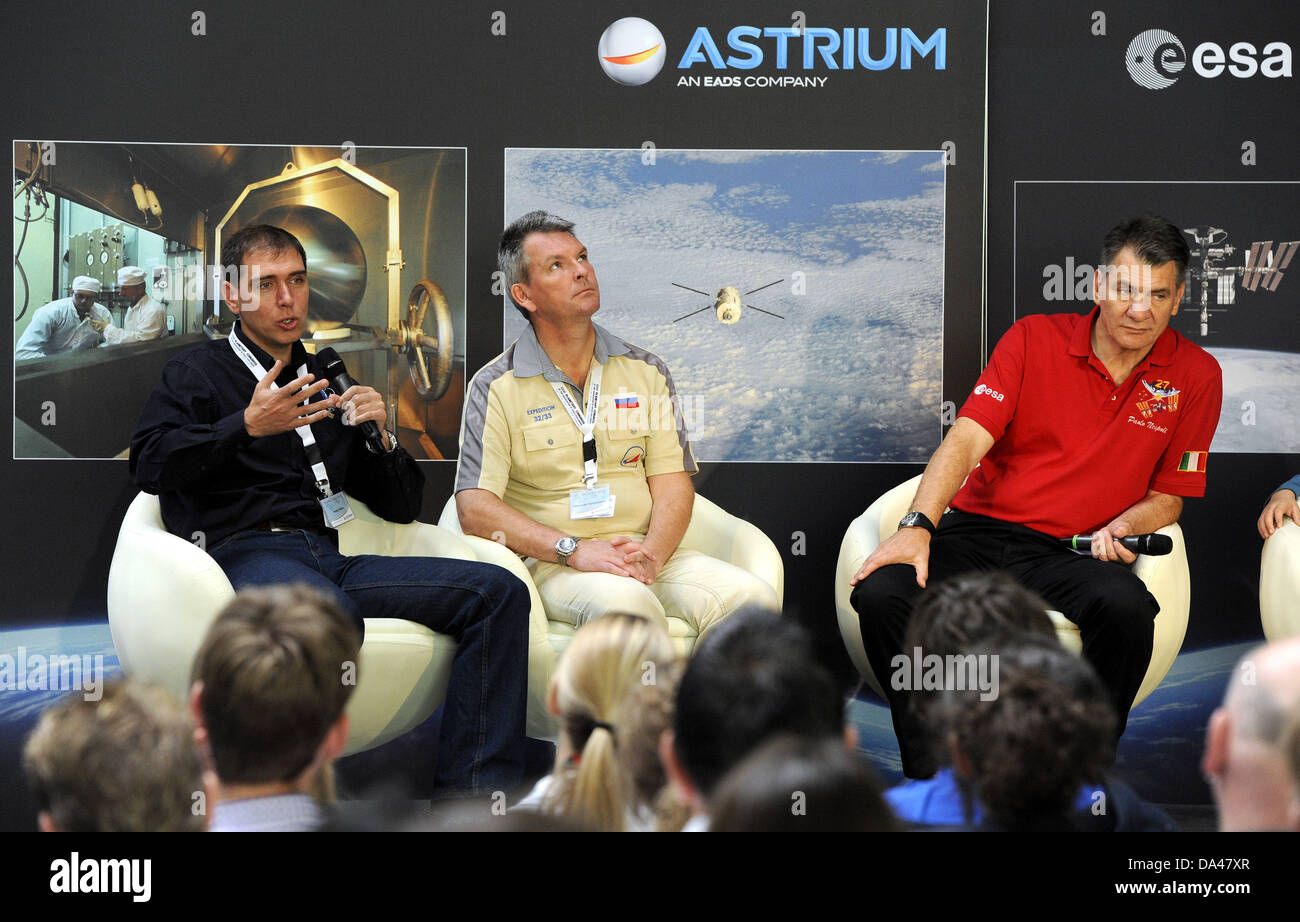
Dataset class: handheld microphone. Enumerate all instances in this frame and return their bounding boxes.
[315,347,388,454]
[1062,533,1173,556]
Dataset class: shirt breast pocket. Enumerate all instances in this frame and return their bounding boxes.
[603,427,648,472]
[521,423,581,491]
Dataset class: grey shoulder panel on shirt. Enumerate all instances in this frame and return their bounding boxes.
[456,345,516,493]
[618,342,697,471]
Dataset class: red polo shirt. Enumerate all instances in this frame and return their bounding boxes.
[952,307,1222,538]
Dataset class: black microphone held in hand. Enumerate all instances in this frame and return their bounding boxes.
[316,347,388,454]
[1062,533,1174,556]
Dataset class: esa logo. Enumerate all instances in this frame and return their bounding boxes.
[974,383,1005,403]
[1126,28,1292,90]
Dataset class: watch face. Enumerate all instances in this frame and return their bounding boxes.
[557,536,578,554]
[900,512,931,532]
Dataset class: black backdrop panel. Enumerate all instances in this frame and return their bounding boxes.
[988,1,1300,651]
[2,1,989,686]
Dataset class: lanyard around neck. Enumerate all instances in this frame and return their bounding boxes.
[548,362,603,487]
[229,330,334,498]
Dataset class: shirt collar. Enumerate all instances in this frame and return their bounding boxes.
[512,321,630,383]
[1068,305,1179,368]
[209,793,323,832]
[232,319,310,372]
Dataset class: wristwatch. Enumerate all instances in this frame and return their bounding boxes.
[897,511,936,536]
[363,429,398,454]
[555,535,579,566]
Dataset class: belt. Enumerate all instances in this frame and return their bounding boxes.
[254,521,332,536]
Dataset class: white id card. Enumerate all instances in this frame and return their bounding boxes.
[570,486,615,519]
[320,492,355,528]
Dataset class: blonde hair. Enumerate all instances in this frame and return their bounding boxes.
[23,681,204,832]
[543,613,676,831]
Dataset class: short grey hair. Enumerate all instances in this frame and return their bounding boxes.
[499,210,576,320]
[1225,641,1300,745]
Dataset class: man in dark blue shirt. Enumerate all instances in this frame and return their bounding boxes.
[130,224,529,798]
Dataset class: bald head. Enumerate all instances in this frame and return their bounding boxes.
[1223,638,1300,743]
[1204,636,1300,831]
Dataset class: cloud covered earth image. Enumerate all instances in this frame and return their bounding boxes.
[503,149,946,462]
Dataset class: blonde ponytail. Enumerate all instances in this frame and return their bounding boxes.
[542,613,676,831]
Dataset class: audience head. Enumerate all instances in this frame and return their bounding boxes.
[543,612,677,832]
[23,680,203,832]
[709,735,898,832]
[943,636,1116,830]
[189,584,361,792]
[1203,636,1300,831]
[667,607,843,813]
[903,572,1057,767]
[905,572,1055,701]
[906,571,1056,656]
[1284,704,1300,831]
[616,657,690,831]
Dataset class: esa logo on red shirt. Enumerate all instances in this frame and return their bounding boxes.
[974,383,1005,403]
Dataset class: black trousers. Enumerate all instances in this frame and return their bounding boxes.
[849,511,1157,778]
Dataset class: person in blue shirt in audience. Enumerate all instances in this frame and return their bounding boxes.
[885,572,1177,831]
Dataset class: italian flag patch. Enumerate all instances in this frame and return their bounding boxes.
[1178,451,1208,473]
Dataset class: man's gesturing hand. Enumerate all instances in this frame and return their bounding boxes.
[243,361,336,438]
[850,527,932,589]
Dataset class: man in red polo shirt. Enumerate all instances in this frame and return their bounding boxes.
[850,215,1223,778]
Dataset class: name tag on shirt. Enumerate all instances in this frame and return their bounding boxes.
[570,486,615,520]
[320,492,355,528]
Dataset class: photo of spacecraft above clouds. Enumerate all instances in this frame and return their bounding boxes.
[504,148,947,463]
[670,279,787,324]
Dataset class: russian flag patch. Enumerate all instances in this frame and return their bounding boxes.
[614,395,639,409]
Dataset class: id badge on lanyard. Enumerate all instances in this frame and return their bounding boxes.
[549,363,614,519]
[228,331,354,528]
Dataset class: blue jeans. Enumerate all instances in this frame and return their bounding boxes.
[209,528,530,797]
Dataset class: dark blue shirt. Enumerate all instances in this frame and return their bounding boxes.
[129,322,423,547]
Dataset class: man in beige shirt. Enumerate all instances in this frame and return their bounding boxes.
[456,211,776,642]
